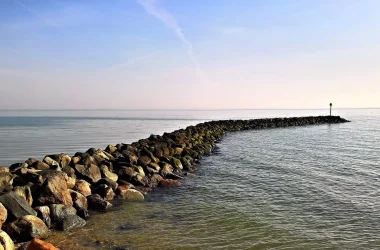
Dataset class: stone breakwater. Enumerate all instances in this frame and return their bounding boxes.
[0,116,348,250]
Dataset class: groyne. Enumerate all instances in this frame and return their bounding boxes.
[0,116,349,249]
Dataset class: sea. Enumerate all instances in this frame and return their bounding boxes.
[0,109,379,250]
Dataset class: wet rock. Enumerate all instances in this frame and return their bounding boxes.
[99,165,118,182]
[87,194,112,212]
[37,171,73,206]
[105,144,117,154]
[13,186,33,207]
[117,224,138,231]
[117,188,144,201]
[159,179,180,187]
[0,192,37,220]
[149,174,163,187]
[57,215,86,232]
[93,185,115,201]
[0,203,7,229]
[49,204,76,222]
[74,164,101,184]
[34,206,51,228]
[5,215,48,242]
[68,190,88,211]
[0,230,14,250]
[77,209,89,220]
[73,180,91,197]
[25,238,59,250]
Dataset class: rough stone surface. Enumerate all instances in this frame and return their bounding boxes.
[0,230,14,250]
[4,215,49,242]
[117,188,144,201]
[0,192,37,220]
[13,186,33,207]
[57,215,86,232]
[73,180,91,197]
[34,206,51,229]
[74,164,101,184]
[68,190,88,211]
[37,172,73,206]
[0,203,6,229]
[87,194,112,212]
[26,238,59,250]
[49,204,76,222]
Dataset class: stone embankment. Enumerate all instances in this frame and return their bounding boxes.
[0,116,348,249]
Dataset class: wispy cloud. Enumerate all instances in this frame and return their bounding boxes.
[220,26,249,36]
[12,0,56,26]
[137,0,205,83]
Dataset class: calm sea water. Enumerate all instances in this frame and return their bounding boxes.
[1,109,380,249]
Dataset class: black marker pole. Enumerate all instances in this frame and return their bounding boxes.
[330,103,332,116]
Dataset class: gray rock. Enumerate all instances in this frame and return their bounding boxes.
[0,192,37,220]
[57,215,86,232]
[49,204,76,222]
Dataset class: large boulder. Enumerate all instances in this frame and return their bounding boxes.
[68,190,88,211]
[0,230,14,250]
[48,204,76,222]
[26,238,59,250]
[4,215,48,242]
[87,194,112,212]
[37,171,73,206]
[73,180,91,197]
[34,206,51,228]
[0,192,37,220]
[0,203,6,229]
[13,186,33,207]
[57,215,86,232]
[74,164,101,184]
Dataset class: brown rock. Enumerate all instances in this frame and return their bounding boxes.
[0,203,6,229]
[4,215,49,242]
[73,180,91,197]
[0,230,14,250]
[159,179,180,187]
[37,172,73,206]
[74,164,101,184]
[68,190,88,211]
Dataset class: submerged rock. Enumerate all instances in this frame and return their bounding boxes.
[57,215,86,232]
[25,238,59,250]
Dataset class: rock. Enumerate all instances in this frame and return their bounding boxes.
[138,156,151,166]
[68,190,88,211]
[0,168,9,174]
[26,238,59,250]
[71,156,80,165]
[159,179,180,187]
[48,204,76,222]
[9,163,27,173]
[0,192,37,220]
[0,230,14,250]
[96,178,118,191]
[117,188,144,201]
[77,209,89,220]
[73,180,91,197]
[42,157,59,169]
[93,185,115,201]
[171,157,183,170]
[149,174,163,187]
[74,164,101,184]
[57,215,86,232]
[59,155,71,168]
[37,172,73,206]
[34,206,51,228]
[99,166,118,182]
[0,173,13,187]
[0,203,7,229]
[13,186,33,207]
[105,144,117,154]
[31,161,50,171]
[4,215,48,242]
[87,194,112,212]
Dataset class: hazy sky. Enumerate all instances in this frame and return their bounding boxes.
[1,0,380,109]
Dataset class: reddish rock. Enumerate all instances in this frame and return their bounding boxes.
[159,179,180,187]
[26,238,60,250]
[37,172,73,206]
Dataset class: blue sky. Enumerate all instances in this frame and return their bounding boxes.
[1,0,380,109]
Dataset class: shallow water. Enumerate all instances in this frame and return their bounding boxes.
[1,109,380,249]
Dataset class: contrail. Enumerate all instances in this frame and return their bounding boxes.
[137,0,204,83]
[12,0,55,26]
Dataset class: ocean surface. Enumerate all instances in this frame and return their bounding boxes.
[1,109,380,250]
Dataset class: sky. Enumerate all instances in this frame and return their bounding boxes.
[0,0,380,110]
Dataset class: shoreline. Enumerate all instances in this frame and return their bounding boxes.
[0,116,349,249]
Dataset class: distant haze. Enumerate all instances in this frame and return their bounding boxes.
[1,0,380,109]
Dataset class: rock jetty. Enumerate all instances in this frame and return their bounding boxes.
[0,116,348,249]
